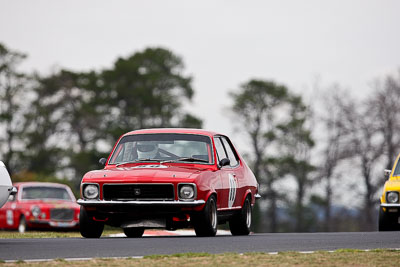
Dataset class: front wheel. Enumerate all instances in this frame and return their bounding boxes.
[18,216,27,233]
[193,195,218,237]
[378,208,398,231]
[79,207,104,238]
[229,196,252,235]
[124,227,145,238]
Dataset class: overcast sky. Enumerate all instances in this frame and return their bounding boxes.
[1,0,399,151]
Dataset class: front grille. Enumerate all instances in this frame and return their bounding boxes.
[103,184,174,201]
[50,208,74,221]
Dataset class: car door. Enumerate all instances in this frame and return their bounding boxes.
[220,136,245,208]
[213,136,239,210]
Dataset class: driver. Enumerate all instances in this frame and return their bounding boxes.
[136,141,159,159]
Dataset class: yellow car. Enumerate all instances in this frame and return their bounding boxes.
[379,160,400,231]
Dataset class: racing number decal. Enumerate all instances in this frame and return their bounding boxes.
[228,173,237,208]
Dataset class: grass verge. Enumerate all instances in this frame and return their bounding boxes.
[1,250,399,266]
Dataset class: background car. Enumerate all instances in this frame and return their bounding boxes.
[0,182,80,233]
[78,128,260,238]
[0,161,17,208]
[379,154,400,231]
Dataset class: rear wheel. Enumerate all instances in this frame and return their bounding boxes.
[124,227,145,238]
[18,216,27,233]
[79,207,104,238]
[229,196,252,235]
[193,195,218,237]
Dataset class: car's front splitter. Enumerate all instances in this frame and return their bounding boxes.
[77,199,205,207]
[381,203,400,208]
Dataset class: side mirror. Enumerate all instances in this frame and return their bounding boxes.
[99,158,107,166]
[8,187,17,201]
[9,186,17,195]
[219,158,230,167]
[384,169,391,179]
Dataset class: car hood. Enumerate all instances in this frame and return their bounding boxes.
[385,179,400,191]
[84,164,207,182]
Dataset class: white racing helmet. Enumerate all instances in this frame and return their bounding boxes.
[136,141,158,159]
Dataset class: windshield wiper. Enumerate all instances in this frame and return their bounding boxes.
[116,159,162,167]
[162,157,209,164]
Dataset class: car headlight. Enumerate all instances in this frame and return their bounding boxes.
[31,206,41,218]
[179,184,195,200]
[387,191,399,203]
[83,184,99,199]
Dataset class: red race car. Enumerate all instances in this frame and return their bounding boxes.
[0,182,80,232]
[78,128,260,238]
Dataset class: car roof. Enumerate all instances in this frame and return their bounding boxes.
[14,182,70,188]
[122,128,223,138]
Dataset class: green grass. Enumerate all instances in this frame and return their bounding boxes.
[143,252,212,259]
[1,231,399,266]
[2,250,399,267]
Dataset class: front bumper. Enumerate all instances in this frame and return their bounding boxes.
[77,199,205,207]
[381,203,400,208]
[381,203,400,214]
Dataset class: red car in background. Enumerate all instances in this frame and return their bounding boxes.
[0,182,80,232]
[78,128,260,238]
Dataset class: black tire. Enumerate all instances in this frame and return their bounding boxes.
[193,195,218,237]
[229,196,252,235]
[378,208,398,231]
[79,207,104,238]
[18,216,27,233]
[123,228,145,238]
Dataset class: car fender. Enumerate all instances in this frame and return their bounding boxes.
[192,191,217,212]
[192,171,220,201]
[204,191,217,203]
[239,189,253,207]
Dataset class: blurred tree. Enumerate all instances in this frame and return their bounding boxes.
[276,95,315,232]
[368,72,400,170]
[23,70,104,181]
[22,47,202,188]
[229,80,291,232]
[335,93,383,231]
[178,114,203,129]
[0,43,30,175]
[315,86,350,231]
[312,75,400,232]
[101,47,201,141]
[260,157,290,232]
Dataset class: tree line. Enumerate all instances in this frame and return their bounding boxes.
[229,75,400,232]
[0,43,202,190]
[1,42,400,232]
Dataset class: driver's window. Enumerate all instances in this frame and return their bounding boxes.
[113,142,138,163]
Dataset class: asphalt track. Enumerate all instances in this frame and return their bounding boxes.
[1,232,400,261]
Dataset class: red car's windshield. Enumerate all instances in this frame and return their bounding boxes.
[21,186,73,201]
[109,133,214,165]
